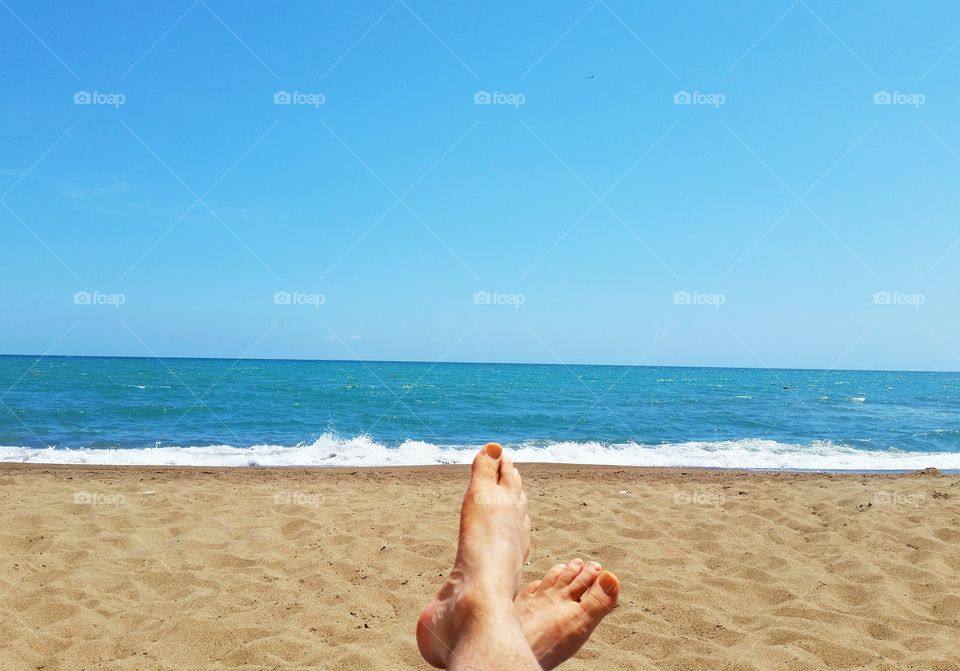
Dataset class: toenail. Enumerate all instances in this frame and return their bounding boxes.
[589,562,602,571]
[484,443,502,458]
[599,572,618,595]
[571,558,583,566]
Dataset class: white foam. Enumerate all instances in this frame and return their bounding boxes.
[1,435,958,471]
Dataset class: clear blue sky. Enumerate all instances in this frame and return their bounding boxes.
[2,0,959,370]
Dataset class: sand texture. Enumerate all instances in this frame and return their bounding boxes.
[1,464,959,670]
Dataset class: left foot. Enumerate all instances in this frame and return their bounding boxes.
[515,559,620,670]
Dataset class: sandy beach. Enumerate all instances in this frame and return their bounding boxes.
[1,463,958,670]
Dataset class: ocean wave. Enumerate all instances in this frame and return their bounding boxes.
[1,435,958,470]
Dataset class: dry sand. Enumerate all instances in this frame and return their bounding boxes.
[1,463,958,670]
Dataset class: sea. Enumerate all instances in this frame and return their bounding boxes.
[1,355,958,471]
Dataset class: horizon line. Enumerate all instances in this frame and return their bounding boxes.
[0,352,957,375]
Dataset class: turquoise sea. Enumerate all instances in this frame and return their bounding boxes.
[1,355,959,470]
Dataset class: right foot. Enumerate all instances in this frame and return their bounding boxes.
[515,559,620,670]
[416,443,531,669]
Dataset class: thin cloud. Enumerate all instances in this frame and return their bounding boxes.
[56,181,134,200]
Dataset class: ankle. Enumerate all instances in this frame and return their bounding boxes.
[454,582,516,627]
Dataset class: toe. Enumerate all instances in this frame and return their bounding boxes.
[566,560,602,600]
[582,570,620,616]
[471,443,502,482]
[523,580,541,596]
[498,454,519,490]
[539,563,567,590]
[503,467,524,495]
[555,558,584,588]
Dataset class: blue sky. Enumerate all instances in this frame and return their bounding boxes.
[1,0,959,370]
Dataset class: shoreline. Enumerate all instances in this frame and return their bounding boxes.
[1,462,957,476]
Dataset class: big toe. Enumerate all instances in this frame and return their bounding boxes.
[582,570,620,617]
[471,442,502,483]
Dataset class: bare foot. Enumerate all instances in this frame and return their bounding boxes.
[416,443,531,669]
[515,559,620,670]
